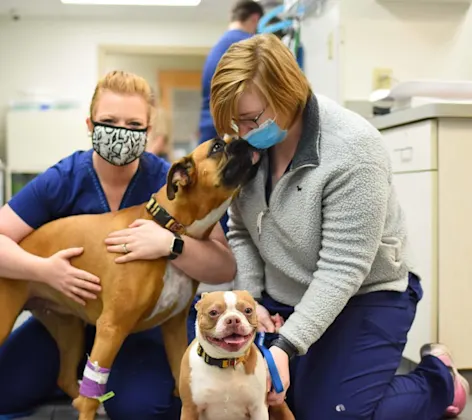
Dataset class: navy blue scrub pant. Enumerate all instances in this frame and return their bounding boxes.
[0,322,180,419]
[188,274,454,419]
[262,273,454,419]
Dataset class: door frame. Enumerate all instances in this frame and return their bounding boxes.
[97,45,210,76]
[158,70,203,160]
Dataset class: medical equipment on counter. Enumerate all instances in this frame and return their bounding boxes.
[370,80,472,113]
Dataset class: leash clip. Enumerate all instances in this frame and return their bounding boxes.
[257,331,266,347]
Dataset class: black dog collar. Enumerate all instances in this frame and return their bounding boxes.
[196,343,247,369]
[146,196,186,235]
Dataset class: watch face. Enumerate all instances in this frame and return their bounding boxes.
[173,237,184,254]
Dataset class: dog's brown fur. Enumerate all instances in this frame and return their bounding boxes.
[0,137,252,420]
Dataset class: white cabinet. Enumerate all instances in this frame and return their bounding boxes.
[383,120,438,363]
[6,109,89,173]
[380,117,472,368]
[392,171,438,362]
[6,108,90,200]
[382,120,437,173]
[377,0,471,3]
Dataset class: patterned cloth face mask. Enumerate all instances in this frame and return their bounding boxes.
[91,121,148,166]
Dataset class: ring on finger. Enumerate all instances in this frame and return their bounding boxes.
[122,243,130,254]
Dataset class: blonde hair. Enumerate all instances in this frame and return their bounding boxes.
[210,33,311,136]
[90,70,155,124]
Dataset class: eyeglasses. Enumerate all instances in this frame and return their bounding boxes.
[233,109,265,130]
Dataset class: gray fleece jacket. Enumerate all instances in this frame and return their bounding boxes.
[228,94,415,355]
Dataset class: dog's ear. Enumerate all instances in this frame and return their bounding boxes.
[195,292,209,312]
[166,157,196,201]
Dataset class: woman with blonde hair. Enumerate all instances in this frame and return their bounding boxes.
[210,33,469,419]
[0,71,235,419]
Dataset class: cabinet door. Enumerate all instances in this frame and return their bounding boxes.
[392,171,438,363]
[6,109,90,173]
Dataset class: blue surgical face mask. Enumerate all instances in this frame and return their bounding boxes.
[243,118,287,149]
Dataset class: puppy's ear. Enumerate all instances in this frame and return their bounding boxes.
[166,157,196,201]
[195,292,209,312]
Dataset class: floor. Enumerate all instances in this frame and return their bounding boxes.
[11,364,472,419]
[12,395,472,419]
[13,402,106,420]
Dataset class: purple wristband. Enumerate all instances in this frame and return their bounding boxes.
[79,359,111,399]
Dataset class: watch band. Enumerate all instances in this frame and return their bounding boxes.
[168,233,183,260]
[167,251,179,260]
[270,335,299,360]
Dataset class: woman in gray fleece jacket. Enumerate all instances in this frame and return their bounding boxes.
[210,33,469,419]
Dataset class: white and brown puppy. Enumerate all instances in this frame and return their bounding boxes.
[179,290,294,420]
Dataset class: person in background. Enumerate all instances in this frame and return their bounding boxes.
[198,0,264,147]
[0,71,235,420]
[210,33,470,420]
[185,0,266,344]
[146,105,170,160]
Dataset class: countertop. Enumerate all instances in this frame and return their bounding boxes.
[369,103,472,131]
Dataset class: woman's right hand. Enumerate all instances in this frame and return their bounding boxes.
[256,304,284,333]
[40,247,101,306]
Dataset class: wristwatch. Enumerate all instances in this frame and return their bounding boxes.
[168,233,184,260]
[270,335,299,360]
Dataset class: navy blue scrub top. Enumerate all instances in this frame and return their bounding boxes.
[8,149,170,229]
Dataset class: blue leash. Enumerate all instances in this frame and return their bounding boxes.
[255,332,284,394]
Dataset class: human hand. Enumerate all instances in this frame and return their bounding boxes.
[104,219,174,263]
[267,346,290,406]
[256,304,277,333]
[271,313,285,331]
[41,247,101,306]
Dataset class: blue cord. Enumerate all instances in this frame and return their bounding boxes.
[255,332,284,394]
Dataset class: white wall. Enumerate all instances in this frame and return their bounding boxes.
[301,1,343,103]
[0,18,225,159]
[4,1,472,160]
[100,53,207,95]
[341,0,472,101]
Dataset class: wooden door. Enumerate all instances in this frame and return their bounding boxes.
[158,70,202,161]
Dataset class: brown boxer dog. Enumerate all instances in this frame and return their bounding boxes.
[0,136,259,420]
[180,291,295,420]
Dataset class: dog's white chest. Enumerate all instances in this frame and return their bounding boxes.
[144,264,193,323]
[186,196,232,238]
[189,343,268,420]
[143,197,233,324]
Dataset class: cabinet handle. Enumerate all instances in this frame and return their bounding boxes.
[393,146,413,163]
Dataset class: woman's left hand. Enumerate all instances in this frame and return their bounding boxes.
[267,346,291,406]
[105,219,174,263]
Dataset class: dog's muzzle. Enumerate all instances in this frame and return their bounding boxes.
[221,139,260,188]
